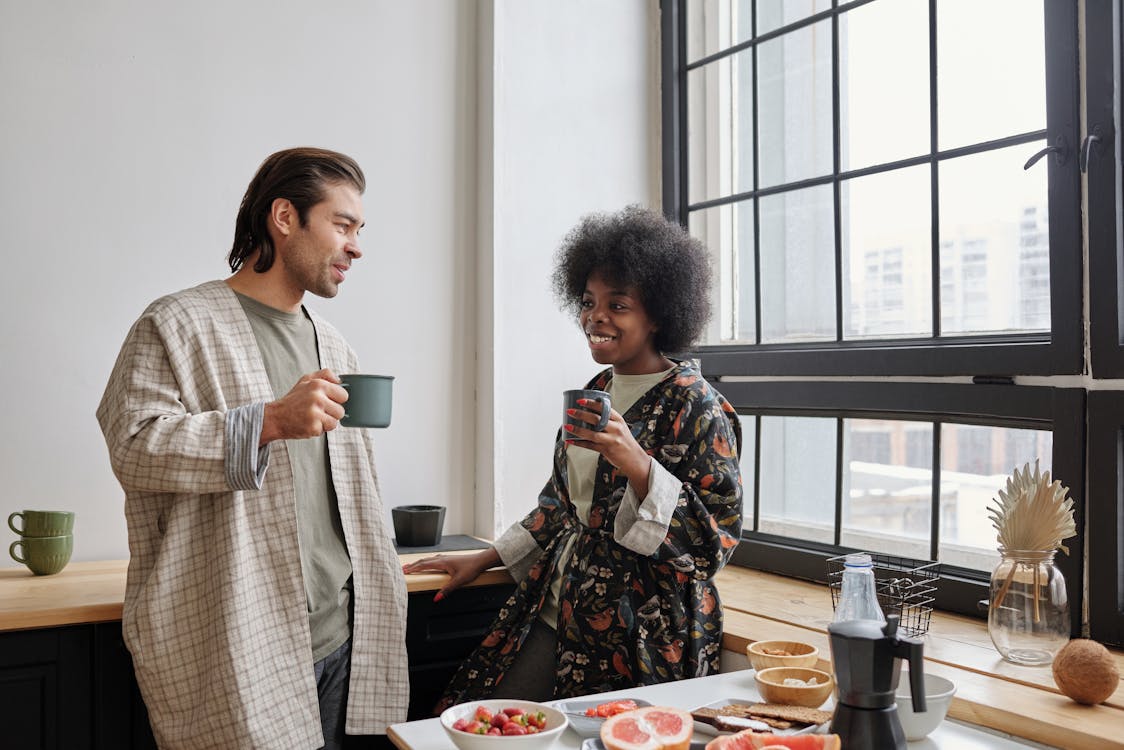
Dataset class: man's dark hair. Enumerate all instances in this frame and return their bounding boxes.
[228,147,366,273]
[550,205,712,354]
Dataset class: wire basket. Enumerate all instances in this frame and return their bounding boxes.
[827,552,941,638]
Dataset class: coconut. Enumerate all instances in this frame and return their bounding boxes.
[1051,639,1120,705]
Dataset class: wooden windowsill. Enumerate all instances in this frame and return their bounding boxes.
[716,565,1124,750]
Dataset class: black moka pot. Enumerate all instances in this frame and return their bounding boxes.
[828,614,926,750]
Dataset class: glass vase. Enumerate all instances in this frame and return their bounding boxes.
[987,549,1069,666]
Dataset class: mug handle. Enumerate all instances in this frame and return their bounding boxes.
[594,395,612,431]
[9,539,26,565]
[7,512,23,535]
[339,382,350,420]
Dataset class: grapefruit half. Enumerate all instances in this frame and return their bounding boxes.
[600,706,694,750]
[703,730,841,750]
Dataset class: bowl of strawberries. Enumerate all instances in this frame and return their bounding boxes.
[440,699,568,750]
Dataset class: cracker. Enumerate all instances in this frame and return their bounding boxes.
[744,703,833,726]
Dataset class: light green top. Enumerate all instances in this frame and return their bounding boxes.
[539,366,675,629]
[236,293,352,661]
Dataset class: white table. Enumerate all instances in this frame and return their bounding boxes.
[387,669,1058,749]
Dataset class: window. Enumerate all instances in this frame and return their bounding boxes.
[663,0,1120,644]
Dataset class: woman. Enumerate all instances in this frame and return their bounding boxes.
[403,206,742,709]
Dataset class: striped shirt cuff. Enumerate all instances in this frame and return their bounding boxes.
[614,459,679,556]
[224,402,271,490]
[494,522,541,582]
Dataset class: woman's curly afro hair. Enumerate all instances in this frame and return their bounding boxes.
[551,205,712,354]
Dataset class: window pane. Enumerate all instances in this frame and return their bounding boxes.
[759,184,835,342]
[687,0,753,63]
[841,419,933,561]
[839,0,929,171]
[938,424,1053,571]
[939,145,1051,335]
[842,166,932,339]
[690,201,757,344]
[736,413,757,531]
[758,415,836,544]
[757,19,833,188]
[755,0,830,37]
[688,51,754,204]
[937,0,1045,150]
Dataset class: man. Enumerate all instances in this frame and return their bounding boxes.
[97,147,407,749]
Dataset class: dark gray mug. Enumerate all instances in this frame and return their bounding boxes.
[339,374,394,428]
[563,389,612,432]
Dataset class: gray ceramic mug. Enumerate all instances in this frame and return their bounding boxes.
[339,374,394,428]
[563,389,612,432]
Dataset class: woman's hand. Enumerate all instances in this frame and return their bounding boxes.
[564,399,653,499]
[401,547,501,601]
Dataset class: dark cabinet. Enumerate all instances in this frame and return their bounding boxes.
[0,582,512,747]
[0,623,156,750]
[405,583,514,719]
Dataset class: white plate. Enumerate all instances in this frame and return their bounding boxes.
[554,698,653,738]
[689,697,832,737]
[581,740,708,750]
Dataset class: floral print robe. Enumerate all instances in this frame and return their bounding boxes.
[437,361,742,710]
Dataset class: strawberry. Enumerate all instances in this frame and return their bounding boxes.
[486,727,502,736]
[491,712,509,728]
[474,706,494,723]
[502,723,528,736]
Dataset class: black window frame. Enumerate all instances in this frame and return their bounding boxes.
[719,381,1084,622]
[663,0,1083,378]
[1087,0,1123,375]
[662,0,1123,644]
[1088,391,1124,647]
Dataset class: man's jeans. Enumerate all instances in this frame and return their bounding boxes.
[314,639,351,750]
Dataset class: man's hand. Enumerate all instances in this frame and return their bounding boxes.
[259,368,348,445]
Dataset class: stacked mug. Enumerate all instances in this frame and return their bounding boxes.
[8,510,74,576]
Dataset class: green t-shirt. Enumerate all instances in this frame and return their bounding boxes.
[236,293,352,662]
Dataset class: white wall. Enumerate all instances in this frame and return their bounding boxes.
[0,0,655,563]
[482,0,658,533]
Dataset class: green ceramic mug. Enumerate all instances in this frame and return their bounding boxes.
[339,374,394,428]
[10,534,73,576]
[8,510,75,537]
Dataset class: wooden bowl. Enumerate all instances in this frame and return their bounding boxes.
[746,640,820,671]
[754,666,834,708]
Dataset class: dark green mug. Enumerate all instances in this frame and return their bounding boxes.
[8,510,75,537]
[339,374,394,428]
[10,534,73,576]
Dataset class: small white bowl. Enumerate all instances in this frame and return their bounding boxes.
[439,699,568,750]
[894,673,957,741]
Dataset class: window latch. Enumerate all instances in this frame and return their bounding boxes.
[1080,123,1111,173]
[1023,136,1067,170]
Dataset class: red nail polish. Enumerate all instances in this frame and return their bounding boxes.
[577,398,588,405]
[566,408,576,416]
[434,591,444,602]
[564,424,574,432]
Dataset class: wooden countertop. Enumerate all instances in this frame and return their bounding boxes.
[0,559,128,630]
[715,566,1124,750]
[1,548,513,632]
[5,556,1122,748]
